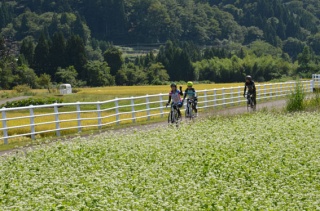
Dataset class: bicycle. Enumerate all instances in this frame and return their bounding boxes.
[246,92,256,112]
[167,103,181,126]
[185,99,196,120]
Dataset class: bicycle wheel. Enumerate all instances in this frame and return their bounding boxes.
[189,106,193,120]
[174,110,180,126]
[247,98,253,112]
[185,104,189,118]
[251,98,256,111]
[168,110,174,124]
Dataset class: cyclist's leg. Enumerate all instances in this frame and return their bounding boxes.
[253,93,257,105]
[193,100,198,113]
[177,103,182,117]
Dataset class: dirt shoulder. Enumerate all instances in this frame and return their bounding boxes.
[0,98,287,156]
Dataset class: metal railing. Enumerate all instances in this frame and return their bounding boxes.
[0,80,313,144]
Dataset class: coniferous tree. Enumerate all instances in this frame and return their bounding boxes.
[20,37,35,65]
[65,34,87,79]
[49,32,66,76]
[48,13,59,37]
[33,33,50,74]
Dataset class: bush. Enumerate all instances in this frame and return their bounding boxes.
[13,84,31,93]
[304,89,320,110]
[1,98,63,108]
[286,80,305,112]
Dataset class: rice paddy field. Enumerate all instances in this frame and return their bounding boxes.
[0,112,320,210]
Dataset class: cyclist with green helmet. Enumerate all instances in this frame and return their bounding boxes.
[166,83,183,119]
[183,81,198,116]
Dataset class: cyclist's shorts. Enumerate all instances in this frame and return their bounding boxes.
[172,102,183,108]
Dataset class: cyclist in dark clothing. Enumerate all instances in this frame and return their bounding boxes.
[243,75,257,106]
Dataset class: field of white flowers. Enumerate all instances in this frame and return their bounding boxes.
[1,112,320,210]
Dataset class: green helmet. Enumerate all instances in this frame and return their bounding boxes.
[187,81,193,87]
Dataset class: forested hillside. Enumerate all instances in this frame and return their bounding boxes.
[1,0,320,89]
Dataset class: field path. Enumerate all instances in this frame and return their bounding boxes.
[0,96,30,107]
[0,99,287,156]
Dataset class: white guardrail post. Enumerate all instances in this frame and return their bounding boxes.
[204,90,208,109]
[1,108,8,144]
[270,84,273,100]
[214,89,217,108]
[146,95,151,120]
[97,102,102,129]
[264,84,267,100]
[76,103,81,132]
[131,97,136,123]
[29,105,35,140]
[310,80,314,92]
[54,103,61,137]
[222,88,226,108]
[115,98,120,125]
[238,87,241,105]
[311,79,315,92]
[230,88,234,106]
[159,94,164,118]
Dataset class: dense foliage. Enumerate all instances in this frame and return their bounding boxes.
[1,112,320,209]
[0,97,62,108]
[1,0,320,88]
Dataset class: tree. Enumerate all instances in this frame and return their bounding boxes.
[55,66,78,86]
[33,33,50,74]
[147,63,169,84]
[38,73,52,93]
[14,65,38,88]
[49,32,66,75]
[103,46,123,76]
[308,33,320,55]
[115,63,147,86]
[297,46,312,73]
[48,13,59,37]
[20,37,34,65]
[283,37,305,61]
[83,61,115,87]
[0,65,13,89]
[65,35,87,78]
[72,12,89,44]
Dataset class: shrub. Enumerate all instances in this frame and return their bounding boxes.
[13,84,31,93]
[286,80,305,112]
[1,98,63,108]
[305,89,320,110]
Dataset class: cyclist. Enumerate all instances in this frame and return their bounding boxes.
[183,81,198,116]
[166,83,183,119]
[243,75,256,107]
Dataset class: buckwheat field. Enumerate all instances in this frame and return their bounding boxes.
[1,112,320,210]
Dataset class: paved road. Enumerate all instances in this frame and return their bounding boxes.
[0,99,287,156]
[0,96,30,107]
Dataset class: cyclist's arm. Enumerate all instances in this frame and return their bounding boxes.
[244,85,247,95]
[253,83,256,93]
[194,89,197,98]
[183,89,187,101]
[167,95,172,104]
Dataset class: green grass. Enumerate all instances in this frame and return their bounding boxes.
[1,112,320,210]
